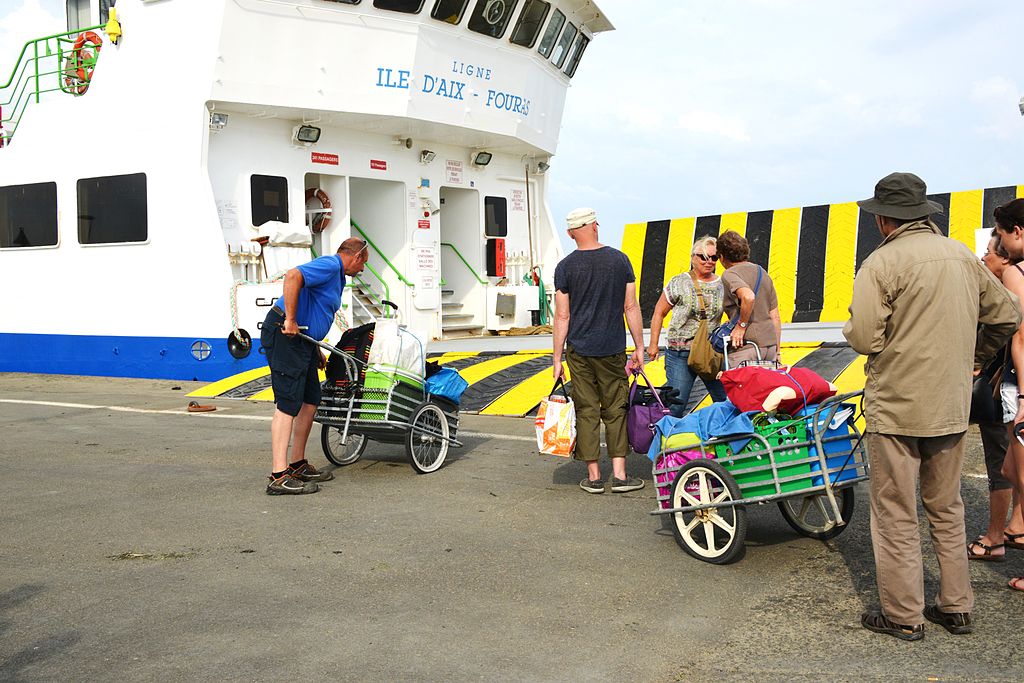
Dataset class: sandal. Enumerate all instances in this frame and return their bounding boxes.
[861,611,924,641]
[967,538,1006,562]
[1004,531,1024,551]
[1009,577,1024,592]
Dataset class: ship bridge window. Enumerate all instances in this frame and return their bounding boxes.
[484,196,507,237]
[549,21,577,68]
[77,173,148,245]
[430,0,468,24]
[251,175,289,227]
[536,9,564,58]
[373,0,425,12]
[563,33,589,77]
[0,182,58,249]
[509,0,549,48]
[468,0,519,39]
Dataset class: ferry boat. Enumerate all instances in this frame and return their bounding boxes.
[0,0,611,380]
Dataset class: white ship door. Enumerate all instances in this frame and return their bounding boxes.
[349,177,410,324]
[438,187,485,336]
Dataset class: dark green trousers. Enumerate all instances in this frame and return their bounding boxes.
[565,345,629,462]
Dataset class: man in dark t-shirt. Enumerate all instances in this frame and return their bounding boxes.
[553,207,646,494]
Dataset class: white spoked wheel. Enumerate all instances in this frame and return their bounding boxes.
[777,486,855,540]
[320,425,367,466]
[406,402,449,474]
[669,460,747,564]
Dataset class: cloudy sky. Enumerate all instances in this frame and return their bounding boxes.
[4,0,1023,250]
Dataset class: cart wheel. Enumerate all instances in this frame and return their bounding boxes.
[406,402,449,474]
[669,459,747,564]
[320,425,367,466]
[777,486,855,540]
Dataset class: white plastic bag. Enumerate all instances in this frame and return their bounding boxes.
[534,380,576,457]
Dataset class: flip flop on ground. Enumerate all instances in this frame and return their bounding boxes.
[967,538,1006,562]
[1009,577,1024,592]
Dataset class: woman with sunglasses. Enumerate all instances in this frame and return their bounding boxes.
[646,236,728,415]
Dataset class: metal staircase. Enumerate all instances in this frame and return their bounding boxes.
[1,25,105,147]
[441,288,484,334]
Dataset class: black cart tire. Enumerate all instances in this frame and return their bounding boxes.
[669,459,747,564]
[406,402,449,474]
[777,486,855,540]
[320,424,367,466]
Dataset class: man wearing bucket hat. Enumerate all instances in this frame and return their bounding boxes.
[553,207,646,494]
[844,172,1020,640]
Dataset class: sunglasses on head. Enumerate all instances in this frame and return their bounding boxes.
[694,253,718,262]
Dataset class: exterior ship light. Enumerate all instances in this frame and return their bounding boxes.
[472,151,493,167]
[293,125,322,145]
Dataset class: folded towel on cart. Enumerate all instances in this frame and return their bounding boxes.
[646,401,756,461]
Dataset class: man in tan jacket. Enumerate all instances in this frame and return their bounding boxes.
[845,172,1020,641]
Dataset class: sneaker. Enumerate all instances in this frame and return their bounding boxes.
[924,605,973,635]
[266,473,319,495]
[579,478,606,494]
[610,476,645,493]
[860,611,924,641]
[288,461,335,482]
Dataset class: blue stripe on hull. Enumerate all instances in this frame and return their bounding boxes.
[0,333,266,381]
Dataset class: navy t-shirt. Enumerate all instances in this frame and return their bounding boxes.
[554,246,635,357]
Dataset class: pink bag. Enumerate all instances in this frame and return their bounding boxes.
[626,369,671,454]
[655,449,716,509]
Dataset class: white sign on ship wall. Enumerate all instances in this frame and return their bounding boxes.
[445,160,464,184]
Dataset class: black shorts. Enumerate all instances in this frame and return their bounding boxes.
[260,308,321,416]
[978,421,1012,491]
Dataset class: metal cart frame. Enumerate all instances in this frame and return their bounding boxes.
[295,328,462,474]
[650,391,869,564]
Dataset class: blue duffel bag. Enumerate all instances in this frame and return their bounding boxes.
[425,367,469,405]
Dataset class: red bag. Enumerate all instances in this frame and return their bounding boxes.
[720,366,835,413]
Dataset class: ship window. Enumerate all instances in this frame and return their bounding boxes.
[77,173,148,245]
[430,0,468,24]
[373,0,425,12]
[563,33,589,77]
[484,196,507,237]
[99,0,111,24]
[536,9,564,58]
[550,21,577,68]
[467,0,519,39]
[0,182,58,248]
[509,0,549,48]
[66,0,90,33]
[251,175,289,227]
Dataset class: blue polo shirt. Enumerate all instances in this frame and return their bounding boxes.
[278,254,345,340]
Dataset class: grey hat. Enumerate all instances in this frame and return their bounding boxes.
[857,172,944,220]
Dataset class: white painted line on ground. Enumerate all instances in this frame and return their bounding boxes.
[0,399,535,439]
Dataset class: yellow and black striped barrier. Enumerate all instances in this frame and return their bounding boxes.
[623,184,1023,325]
[188,342,866,417]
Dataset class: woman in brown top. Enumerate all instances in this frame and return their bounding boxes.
[716,230,781,365]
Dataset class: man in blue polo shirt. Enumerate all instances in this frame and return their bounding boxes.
[261,237,368,495]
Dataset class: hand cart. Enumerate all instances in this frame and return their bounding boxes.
[651,391,869,564]
[291,307,461,474]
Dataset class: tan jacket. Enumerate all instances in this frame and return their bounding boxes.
[843,219,1021,436]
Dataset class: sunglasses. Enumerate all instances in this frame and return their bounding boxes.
[694,253,718,262]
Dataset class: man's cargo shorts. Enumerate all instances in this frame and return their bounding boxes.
[260,307,321,416]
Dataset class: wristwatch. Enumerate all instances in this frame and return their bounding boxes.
[738,321,749,329]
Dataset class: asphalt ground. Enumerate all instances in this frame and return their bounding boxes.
[1,373,1022,682]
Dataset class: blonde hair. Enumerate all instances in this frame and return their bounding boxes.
[691,236,717,257]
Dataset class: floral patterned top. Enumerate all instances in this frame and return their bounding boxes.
[664,273,724,349]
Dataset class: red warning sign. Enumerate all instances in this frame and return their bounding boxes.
[417,219,430,230]
[370,159,387,170]
[311,152,339,165]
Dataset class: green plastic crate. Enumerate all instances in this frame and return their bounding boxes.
[714,418,813,498]
[358,369,423,422]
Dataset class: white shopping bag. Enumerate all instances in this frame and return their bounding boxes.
[534,380,576,457]
[368,318,425,377]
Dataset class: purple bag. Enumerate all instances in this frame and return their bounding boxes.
[626,369,671,454]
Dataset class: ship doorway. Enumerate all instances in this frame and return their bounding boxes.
[349,177,407,325]
[439,186,485,336]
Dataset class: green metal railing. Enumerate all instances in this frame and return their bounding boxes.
[350,219,414,288]
[441,242,487,285]
[1,25,105,147]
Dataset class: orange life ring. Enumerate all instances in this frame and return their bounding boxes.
[305,187,332,233]
[63,31,103,95]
